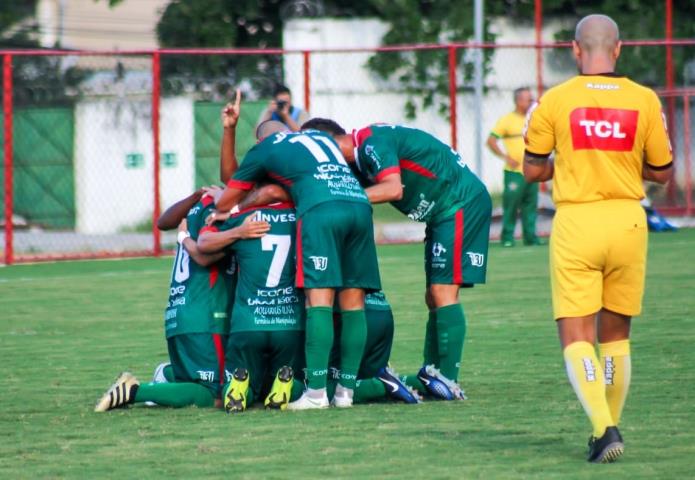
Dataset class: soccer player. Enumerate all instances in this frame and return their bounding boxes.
[487,87,541,246]
[523,14,672,463]
[94,189,270,411]
[214,128,382,409]
[303,119,491,400]
[198,202,304,412]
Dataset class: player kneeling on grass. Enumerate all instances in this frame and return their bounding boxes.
[329,291,422,405]
[94,188,269,412]
[198,201,305,413]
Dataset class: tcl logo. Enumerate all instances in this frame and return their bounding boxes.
[570,108,638,151]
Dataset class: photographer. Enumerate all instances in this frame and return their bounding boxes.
[257,84,310,132]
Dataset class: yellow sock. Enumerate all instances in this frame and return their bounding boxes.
[599,340,631,425]
[563,341,615,437]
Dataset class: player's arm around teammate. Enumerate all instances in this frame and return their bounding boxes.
[523,14,672,463]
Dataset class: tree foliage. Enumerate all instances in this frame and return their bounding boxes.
[1,0,91,107]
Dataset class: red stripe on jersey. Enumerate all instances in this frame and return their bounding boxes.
[352,127,373,147]
[453,209,464,284]
[227,179,255,190]
[399,159,437,179]
[212,333,225,386]
[570,108,639,152]
[209,264,219,288]
[375,166,401,182]
[201,195,214,207]
[200,225,219,234]
[268,171,293,186]
[232,202,296,218]
[296,218,305,288]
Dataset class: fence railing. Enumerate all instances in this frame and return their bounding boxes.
[2,40,694,264]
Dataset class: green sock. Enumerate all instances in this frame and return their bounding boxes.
[353,378,386,403]
[436,303,466,381]
[338,309,367,390]
[305,306,334,390]
[423,310,439,366]
[134,382,215,408]
[404,375,427,395]
[163,364,175,382]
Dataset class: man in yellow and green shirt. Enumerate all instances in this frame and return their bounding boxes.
[487,87,540,246]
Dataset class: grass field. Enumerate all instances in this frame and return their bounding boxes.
[1,229,694,479]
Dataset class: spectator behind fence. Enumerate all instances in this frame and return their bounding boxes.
[486,87,540,247]
[257,84,311,132]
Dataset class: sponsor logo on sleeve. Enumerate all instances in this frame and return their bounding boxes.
[570,107,638,152]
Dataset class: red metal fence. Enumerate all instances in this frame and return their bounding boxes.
[2,40,694,264]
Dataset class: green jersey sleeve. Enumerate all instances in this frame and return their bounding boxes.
[358,134,401,182]
[228,144,267,191]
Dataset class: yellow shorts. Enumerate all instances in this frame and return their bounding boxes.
[550,199,648,319]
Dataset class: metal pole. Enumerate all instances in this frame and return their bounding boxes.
[152,52,161,257]
[684,95,692,216]
[473,0,484,177]
[535,0,543,97]
[3,54,14,265]
[303,51,311,113]
[448,46,458,150]
[665,0,677,203]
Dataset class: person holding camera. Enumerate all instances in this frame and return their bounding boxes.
[257,84,311,132]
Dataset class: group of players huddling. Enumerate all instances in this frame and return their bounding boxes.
[95,12,673,465]
[95,85,491,415]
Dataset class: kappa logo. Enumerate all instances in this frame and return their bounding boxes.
[432,242,447,257]
[309,256,328,271]
[466,251,485,267]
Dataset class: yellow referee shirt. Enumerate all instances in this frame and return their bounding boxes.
[524,74,672,206]
[490,111,526,173]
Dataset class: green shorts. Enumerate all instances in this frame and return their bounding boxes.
[330,307,394,380]
[167,333,230,398]
[227,330,305,401]
[296,201,381,291]
[425,191,491,286]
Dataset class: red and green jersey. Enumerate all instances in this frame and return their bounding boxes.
[216,203,305,333]
[164,195,232,339]
[229,130,369,217]
[353,124,487,222]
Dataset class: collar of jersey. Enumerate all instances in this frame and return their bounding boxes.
[579,72,623,77]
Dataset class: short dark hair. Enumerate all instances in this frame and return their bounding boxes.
[513,87,531,102]
[273,84,291,97]
[301,118,346,136]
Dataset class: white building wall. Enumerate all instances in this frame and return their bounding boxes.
[75,97,194,234]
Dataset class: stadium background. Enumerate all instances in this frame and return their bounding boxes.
[1,0,693,264]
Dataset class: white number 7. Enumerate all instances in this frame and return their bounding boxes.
[261,234,292,288]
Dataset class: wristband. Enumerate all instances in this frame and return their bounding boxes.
[177,230,191,244]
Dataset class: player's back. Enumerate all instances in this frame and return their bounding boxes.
[165,195,231,338]
[222,203,304,333]
[525,74,672,206]
[355,124,486,222]
[243,130,369,217]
